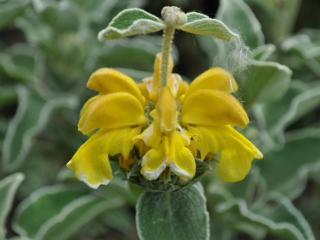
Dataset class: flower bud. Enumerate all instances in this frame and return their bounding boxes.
[161,6,187,27]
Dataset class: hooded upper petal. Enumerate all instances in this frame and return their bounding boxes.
[188,125,263,182]
[181,89,249,128]
[184,68,238,100]
[87,68,145,105]
[78,92,147,135]
[156,86,178,132]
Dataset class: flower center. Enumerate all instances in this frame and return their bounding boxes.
[156,86,177,133]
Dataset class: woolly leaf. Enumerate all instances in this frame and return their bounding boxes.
[136,183,209,240]
[0,173,24,239]
[179,13,239,41]
[217,0,264,48]
[14,185,125,240]
[238,60,292,106]
[98,8,164,40]
[2,87,78,171]
[0,0,29,29]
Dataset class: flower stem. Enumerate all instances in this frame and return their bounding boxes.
[160,26,175,87]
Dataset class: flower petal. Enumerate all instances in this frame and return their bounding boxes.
[67,127,141,188]
[87,68,145,105]
[78,93,147,135]
[134,122,162,148]
[168,132,195,180]
[141,148,166,180]
[185,68,238,99]
[147,53,174,101]
[188,125,263,182]
[67,130,112,189]
[156,86,177,132]
[181,89,249,128]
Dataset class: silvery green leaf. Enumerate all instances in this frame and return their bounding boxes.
[0,0,29,29]
[178,12,239,41]
[238,60,292,107]
[256,83,320,147]
[215,195,315,240]
[98,8,164,40]
[0,86,17,108]
[0,44,43,85]
[217,0,264,48]
[0,173,24,239]
[14,185,125,240]
[136,183,209,240]
[282,34,320,76]
[2,87,78,171]
[260,128,320,199]
[252,44,276,61]
[196,34,250,73]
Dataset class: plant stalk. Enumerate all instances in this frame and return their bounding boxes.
[160,26,175,87]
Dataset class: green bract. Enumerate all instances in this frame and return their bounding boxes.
[98,8,240,42]
[98,8,165,40]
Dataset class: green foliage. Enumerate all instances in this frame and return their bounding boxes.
[0,173,24,239]
[98,8,164,40]
[238,60,292,106]
[178,12,239,41]
[217,0,264,48]
[0,0,319,239]
[2,87,78,171]
[14,185,125,240]
[0,0,30,29]
[136,183,209,240]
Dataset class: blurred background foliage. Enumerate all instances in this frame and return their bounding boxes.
[0,0,320,239]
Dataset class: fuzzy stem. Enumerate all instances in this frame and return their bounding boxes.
[160,26,175,87]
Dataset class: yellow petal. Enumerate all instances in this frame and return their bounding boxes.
[78,93,147,135]
[67,130,112,189]
[156,86,177,132]
[176,76,189,97]
[181,89,249,128]
[188,125,262,182]
[187,126,219,161]
[185,68,238,99]
[168,131,195,180]
[67,127,141,188]
[87,68,145,105]
[148,53,174,101]
[141,147,166,180]
[134,122,162,148]
[106,127,142,158]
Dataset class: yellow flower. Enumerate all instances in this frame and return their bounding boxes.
[67,53,262,189]
[137,53,263,182]
[67,68,148,188]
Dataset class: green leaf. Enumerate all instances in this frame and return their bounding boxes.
[0,44,43,85]
[0,0,29,29]
[217,0,264,48]
[98,8,164,40]
[257,83,320,145]
[0,173,24,239]
[260,128,320,199]
[136,183,209,240]
[282,34,320,76]
[0,86,17,108]
[215,195,315,240]
[238,60,292,106]
[252,44,276,61]
[2,87,78,171]
[14,185,125,240]
[179,12,239,41]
